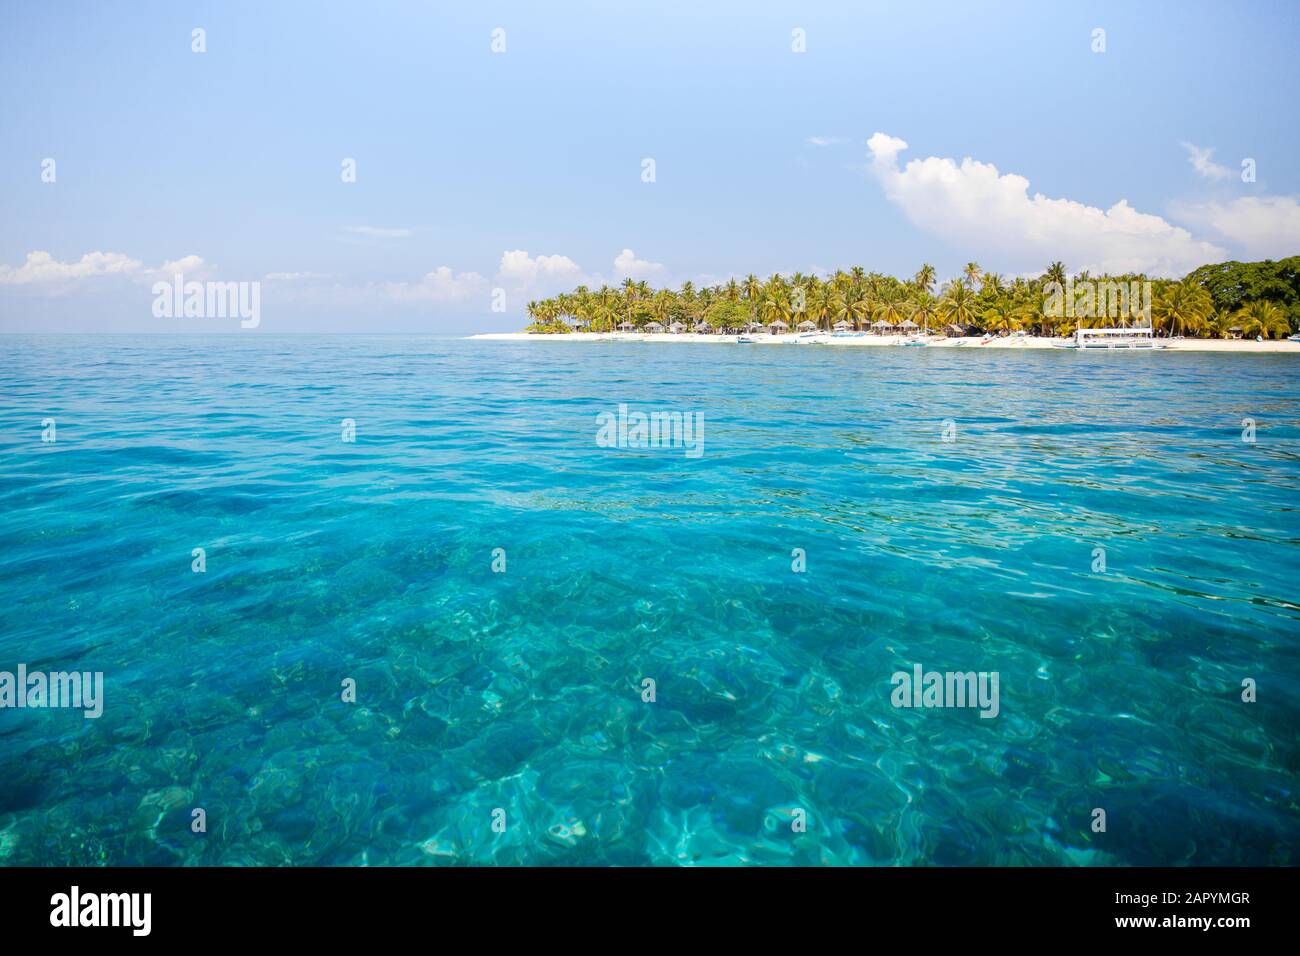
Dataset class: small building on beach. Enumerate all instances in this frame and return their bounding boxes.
[644,321,665,333]
[797,320,818,332]
[668,321,685,334]
[768,319,790,334]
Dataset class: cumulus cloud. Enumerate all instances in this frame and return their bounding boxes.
[1169,195,1300,260]
[865,132,1226,276]
[383,266,486,302]
[2,246,677,318]
[612,248,665,279]
[0,250,219,287]
[1181,142,1233,181]
[0,250,144,285]
[496,250,582,286]
[150,255,212,281]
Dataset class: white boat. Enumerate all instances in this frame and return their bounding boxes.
[1055,327,1164,350]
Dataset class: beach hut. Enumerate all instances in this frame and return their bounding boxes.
[768,319,790,335]
[832,320,852,332]
[947,323,966,337]
[900,319,919,332]
[796,320,818,332]
[644,321,665,333]
[1226,326,1243,339]
[617,319,635,332]
[693,321,711,334]
[870,319,891,334]
[744,321,764,334]
[668,321,685,334]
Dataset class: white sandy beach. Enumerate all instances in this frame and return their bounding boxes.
[469,331,1300,353]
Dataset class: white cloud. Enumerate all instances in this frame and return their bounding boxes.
[807,136,845,147]
[1169,195,1300,260]
[383,266,486,302]
[1181,142,1233,181]
[496,250,582,284]
[150,255,212,282]
[0,250,220,287]
[612,248,665,279]
[0,250,143,285]
[865,132,1226,276]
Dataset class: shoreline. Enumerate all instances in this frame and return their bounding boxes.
[468,331,1300,353]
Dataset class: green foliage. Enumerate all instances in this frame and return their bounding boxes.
[705,299,753,328]
[1184,256,1300,332]
[522,257,1300,337]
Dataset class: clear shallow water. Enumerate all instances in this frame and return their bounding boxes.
[1,335,1297,866]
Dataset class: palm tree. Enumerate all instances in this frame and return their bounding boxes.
[1233,300,1290,339]
[760,282,792,328]
[513,257,1295,343]
[910,292,940,334]
[1015,298,1050,336]
[1043,261,1068,289]
[872,294,911,329]
[806,283,832,330]
[913,263,936,297]
[979,272,1005,298]
[981,300,1021,334]
[938,279,979,330]
[1152,280,1213,337]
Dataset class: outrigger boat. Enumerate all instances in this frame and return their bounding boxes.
[1055,326,1163,350]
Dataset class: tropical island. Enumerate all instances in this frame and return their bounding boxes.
[483,257,1300,350]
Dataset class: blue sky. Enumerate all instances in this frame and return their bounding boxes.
[2,0,1297,332]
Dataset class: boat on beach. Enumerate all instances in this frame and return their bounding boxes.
[1055,327,1164,350]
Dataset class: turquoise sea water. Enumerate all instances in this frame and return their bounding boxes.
[1,335,1297,866]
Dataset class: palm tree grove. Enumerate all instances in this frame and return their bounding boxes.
[523,257,1299,339]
